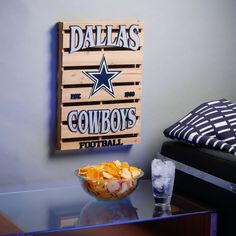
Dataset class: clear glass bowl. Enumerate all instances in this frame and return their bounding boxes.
[75,170,144,200]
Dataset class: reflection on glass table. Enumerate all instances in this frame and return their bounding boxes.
[0,180,215,235]
[79,198,138,226]
[153,204,172,218]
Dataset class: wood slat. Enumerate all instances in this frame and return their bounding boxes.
[61,103,141,121]
[61,84,141,103]
[62,68,142,85]
[0,213,23,234]
[61,20,144,30]
[57,23,64,148]
[62,32,144,49]
[62,50,143,67]
[60,136,140,150]
[61,119,141,139]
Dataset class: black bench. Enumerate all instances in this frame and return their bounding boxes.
[161,141,236,236]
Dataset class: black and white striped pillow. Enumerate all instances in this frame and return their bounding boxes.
[163,99,236,155]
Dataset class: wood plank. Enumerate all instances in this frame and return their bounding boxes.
[62,50,143,67]
[56,22,64,149]
[61,119,141,139]
[0,213,23,234]
[61,20,144,31]
[62,32,144,49]
[61,103,141,121]
[60,136,140,150]
[62,84,141,103]
[62,68,142,85]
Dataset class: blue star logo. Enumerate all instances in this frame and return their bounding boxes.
[83,56,122,97]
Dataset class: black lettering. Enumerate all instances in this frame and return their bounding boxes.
[124,91,135,97]
[71,93,81,99]
[79,139,124,149]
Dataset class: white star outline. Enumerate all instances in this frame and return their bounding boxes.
[83,55,122,97]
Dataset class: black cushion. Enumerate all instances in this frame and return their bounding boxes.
[163,99,236,155]
[161,141,236,183]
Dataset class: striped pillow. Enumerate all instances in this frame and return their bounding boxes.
[163,99,236,155]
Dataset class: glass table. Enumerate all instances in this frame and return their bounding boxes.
[0,180,216,236]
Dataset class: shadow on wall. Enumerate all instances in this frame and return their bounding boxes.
[48,24,132,159]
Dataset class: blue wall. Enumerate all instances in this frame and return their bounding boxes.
[0,0,236,191]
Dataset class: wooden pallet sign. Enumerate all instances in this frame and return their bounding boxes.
[56,20,144,150]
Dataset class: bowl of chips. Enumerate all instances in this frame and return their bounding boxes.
[75,160,144,200]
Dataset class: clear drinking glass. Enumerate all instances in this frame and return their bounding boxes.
[151,154,175,206]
